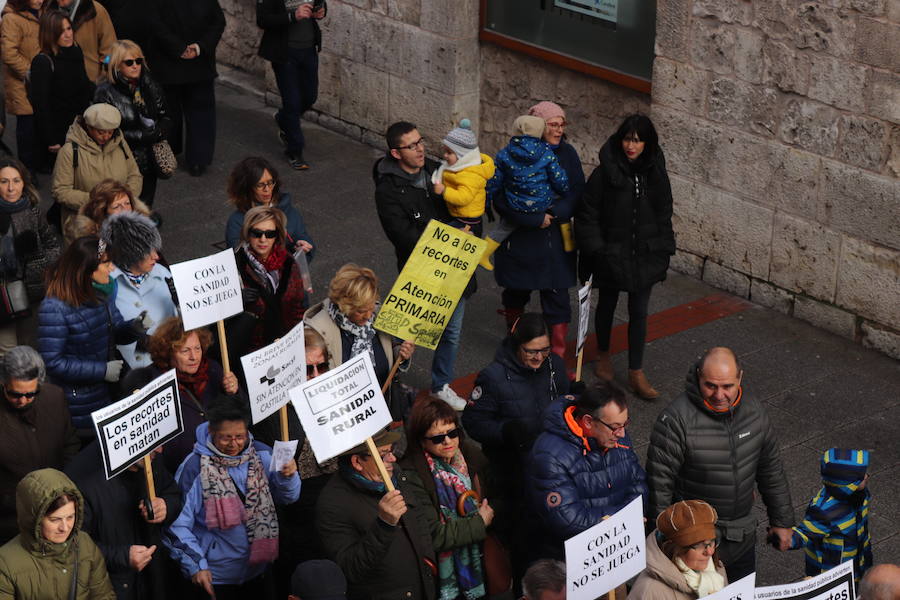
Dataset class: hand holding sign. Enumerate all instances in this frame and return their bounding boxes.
[378,489,408,525]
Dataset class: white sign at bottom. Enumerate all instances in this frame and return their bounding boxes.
[565,495,646,600]
[754,561,854,600]
[701,573,755,599]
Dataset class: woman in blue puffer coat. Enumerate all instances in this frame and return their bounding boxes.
[37,236,141,442]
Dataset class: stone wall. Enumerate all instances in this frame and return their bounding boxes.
[652,0,900,358]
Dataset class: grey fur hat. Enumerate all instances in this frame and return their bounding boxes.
[100,211,162,269]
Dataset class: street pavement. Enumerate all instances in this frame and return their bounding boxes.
[22,82,900,584]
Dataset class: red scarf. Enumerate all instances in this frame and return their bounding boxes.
[178,358,210,400]
[260,244,288,272]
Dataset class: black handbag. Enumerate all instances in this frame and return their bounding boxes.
[0,280,31,323]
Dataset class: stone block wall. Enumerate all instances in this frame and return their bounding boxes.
[652,0,900,358]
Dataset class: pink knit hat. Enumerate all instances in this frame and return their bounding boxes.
[529,101,565,122]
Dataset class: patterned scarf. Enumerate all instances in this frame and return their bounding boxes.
[425,450,485,600]
[326,298,376,364]
[177,358,210,402]
[244,244,287,293]
[122,268,149,288]
[199,442,279,565]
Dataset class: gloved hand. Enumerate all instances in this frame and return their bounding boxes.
[241,287,260,306]
[165,277,178,305]
[138,310,154,331]
[501,419,533,450]
[105,360,124,383]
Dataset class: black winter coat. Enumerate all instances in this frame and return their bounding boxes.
[65,443,183,600]
[646,361,795,564]
[576,137,675,292]
[316,468,437,600]
[29,45,94,148]
[256,0,325,63]
[493,140,584,292]
[97,0,153,51]
[146,0,225,86]
[94,71,171,175]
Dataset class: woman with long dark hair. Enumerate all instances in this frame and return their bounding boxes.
[575,114,675,400]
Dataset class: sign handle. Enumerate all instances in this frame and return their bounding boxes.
[380,358,402,395]
[216,320,230,373]
[143,454,156,501]
[279,405,290,442]
[574,348,584,382]
[364,436,395,492]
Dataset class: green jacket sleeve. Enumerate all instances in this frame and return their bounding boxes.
[403,469,486,552]
[79,532,116,600]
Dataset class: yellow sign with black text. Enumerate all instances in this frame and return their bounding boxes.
[375,220,485,350]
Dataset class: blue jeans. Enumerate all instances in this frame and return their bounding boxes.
[272,46,319,158]
[431,299,465,391]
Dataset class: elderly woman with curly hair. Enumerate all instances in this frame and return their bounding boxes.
[304,263,414,396]
[224,156,314,257]
[121,316,238,473]
[65,179,150,242]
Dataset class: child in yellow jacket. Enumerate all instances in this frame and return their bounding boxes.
[432,119,495,240]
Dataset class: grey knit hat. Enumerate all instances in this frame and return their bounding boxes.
[442,118,479,159]
[514,115,545,139]
[100,211,162,269]
[83,103,122,130]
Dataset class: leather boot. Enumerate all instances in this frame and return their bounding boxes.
[594,351,614,382]
[479,238,501,270]
[497,307,523,332]
[629,369,659,400]
[550,323,568,360]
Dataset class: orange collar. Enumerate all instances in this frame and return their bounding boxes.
[703,387,743,413]
[564,405,592,454]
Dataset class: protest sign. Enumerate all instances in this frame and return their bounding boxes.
[374,220,484,350]
[565,496,646,600]
[241,321,306,425]
[290,352,392,463]
[92,369,182,479]
[170,249,243,331]
[269,440,299,472]
[754,561,854,600]
[576,276,593,354]
[700,573,755,599]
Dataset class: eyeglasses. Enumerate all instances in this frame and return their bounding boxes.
[394,138,425,151]
[3,386,39,399]
[521,346,552,358]
[122,58,144,67]
[423,428,460,445]
[362,449,395,461]
[306,362,328,378]
[688,539,717,551]
[214,434,247,445]
[254,180,276,190]
[249,228,278,239]
[545,120,567,130]
[593,416,629,433]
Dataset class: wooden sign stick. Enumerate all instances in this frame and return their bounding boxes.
[364,436,395,492]
[216,320,230,373]
[380,359,402,395]
[574,348,585,382]
[279,405,290,442]
[143,454,156,501]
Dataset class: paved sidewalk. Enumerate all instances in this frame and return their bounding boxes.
[17,82,899,585]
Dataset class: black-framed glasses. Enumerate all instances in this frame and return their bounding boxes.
[3,386,40,399]
[122,58,144,67]
[424,428,460,445]
[593,416,629,433]
[394,138,425,151]
[521,346,552,358]
[254,180,276,190]
[249,228,277,239]
[688,539,717,551]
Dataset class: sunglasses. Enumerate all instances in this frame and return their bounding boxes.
[306,362,328,378]
[3,387,39,399]
[249,228,277,239]
[424,428,460,445]
[122,58,144,67]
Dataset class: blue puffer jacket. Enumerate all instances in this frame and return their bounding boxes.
[486,135,569,214]
[37,286,135,430]
[493,141,584,292]
[528,398,647,546]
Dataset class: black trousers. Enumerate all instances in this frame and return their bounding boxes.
[594,286,653,370]
[501,287,571,325]
[164,79,216,168]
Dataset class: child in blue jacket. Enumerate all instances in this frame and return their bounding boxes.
[788,448,873,583]
[480,115,569,269]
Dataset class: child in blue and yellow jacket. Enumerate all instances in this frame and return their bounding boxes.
[789,448,873,583]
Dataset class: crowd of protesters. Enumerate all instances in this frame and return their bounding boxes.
[0,2,896,600]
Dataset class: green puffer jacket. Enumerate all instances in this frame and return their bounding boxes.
[0,468,115,600]
[646,361,795,564]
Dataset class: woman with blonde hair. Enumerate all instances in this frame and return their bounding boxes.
[94,39,171,206]
[65,178,150,242]
[304,263,414,396]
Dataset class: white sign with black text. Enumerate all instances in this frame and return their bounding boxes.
[170,249,243,331]
[565,495,646,600]
[754,561,854,600]
[92,369,182,479]
[289,352,392,462]
[700,573,756,599]
[576,276,593,354]
[241,321,306,424]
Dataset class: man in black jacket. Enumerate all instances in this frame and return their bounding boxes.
[257,0,326,170]
[66,444,183,600]
[374,121,470,411]
[646,346,795,582]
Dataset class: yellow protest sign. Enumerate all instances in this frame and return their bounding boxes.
[375,220,485,350]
